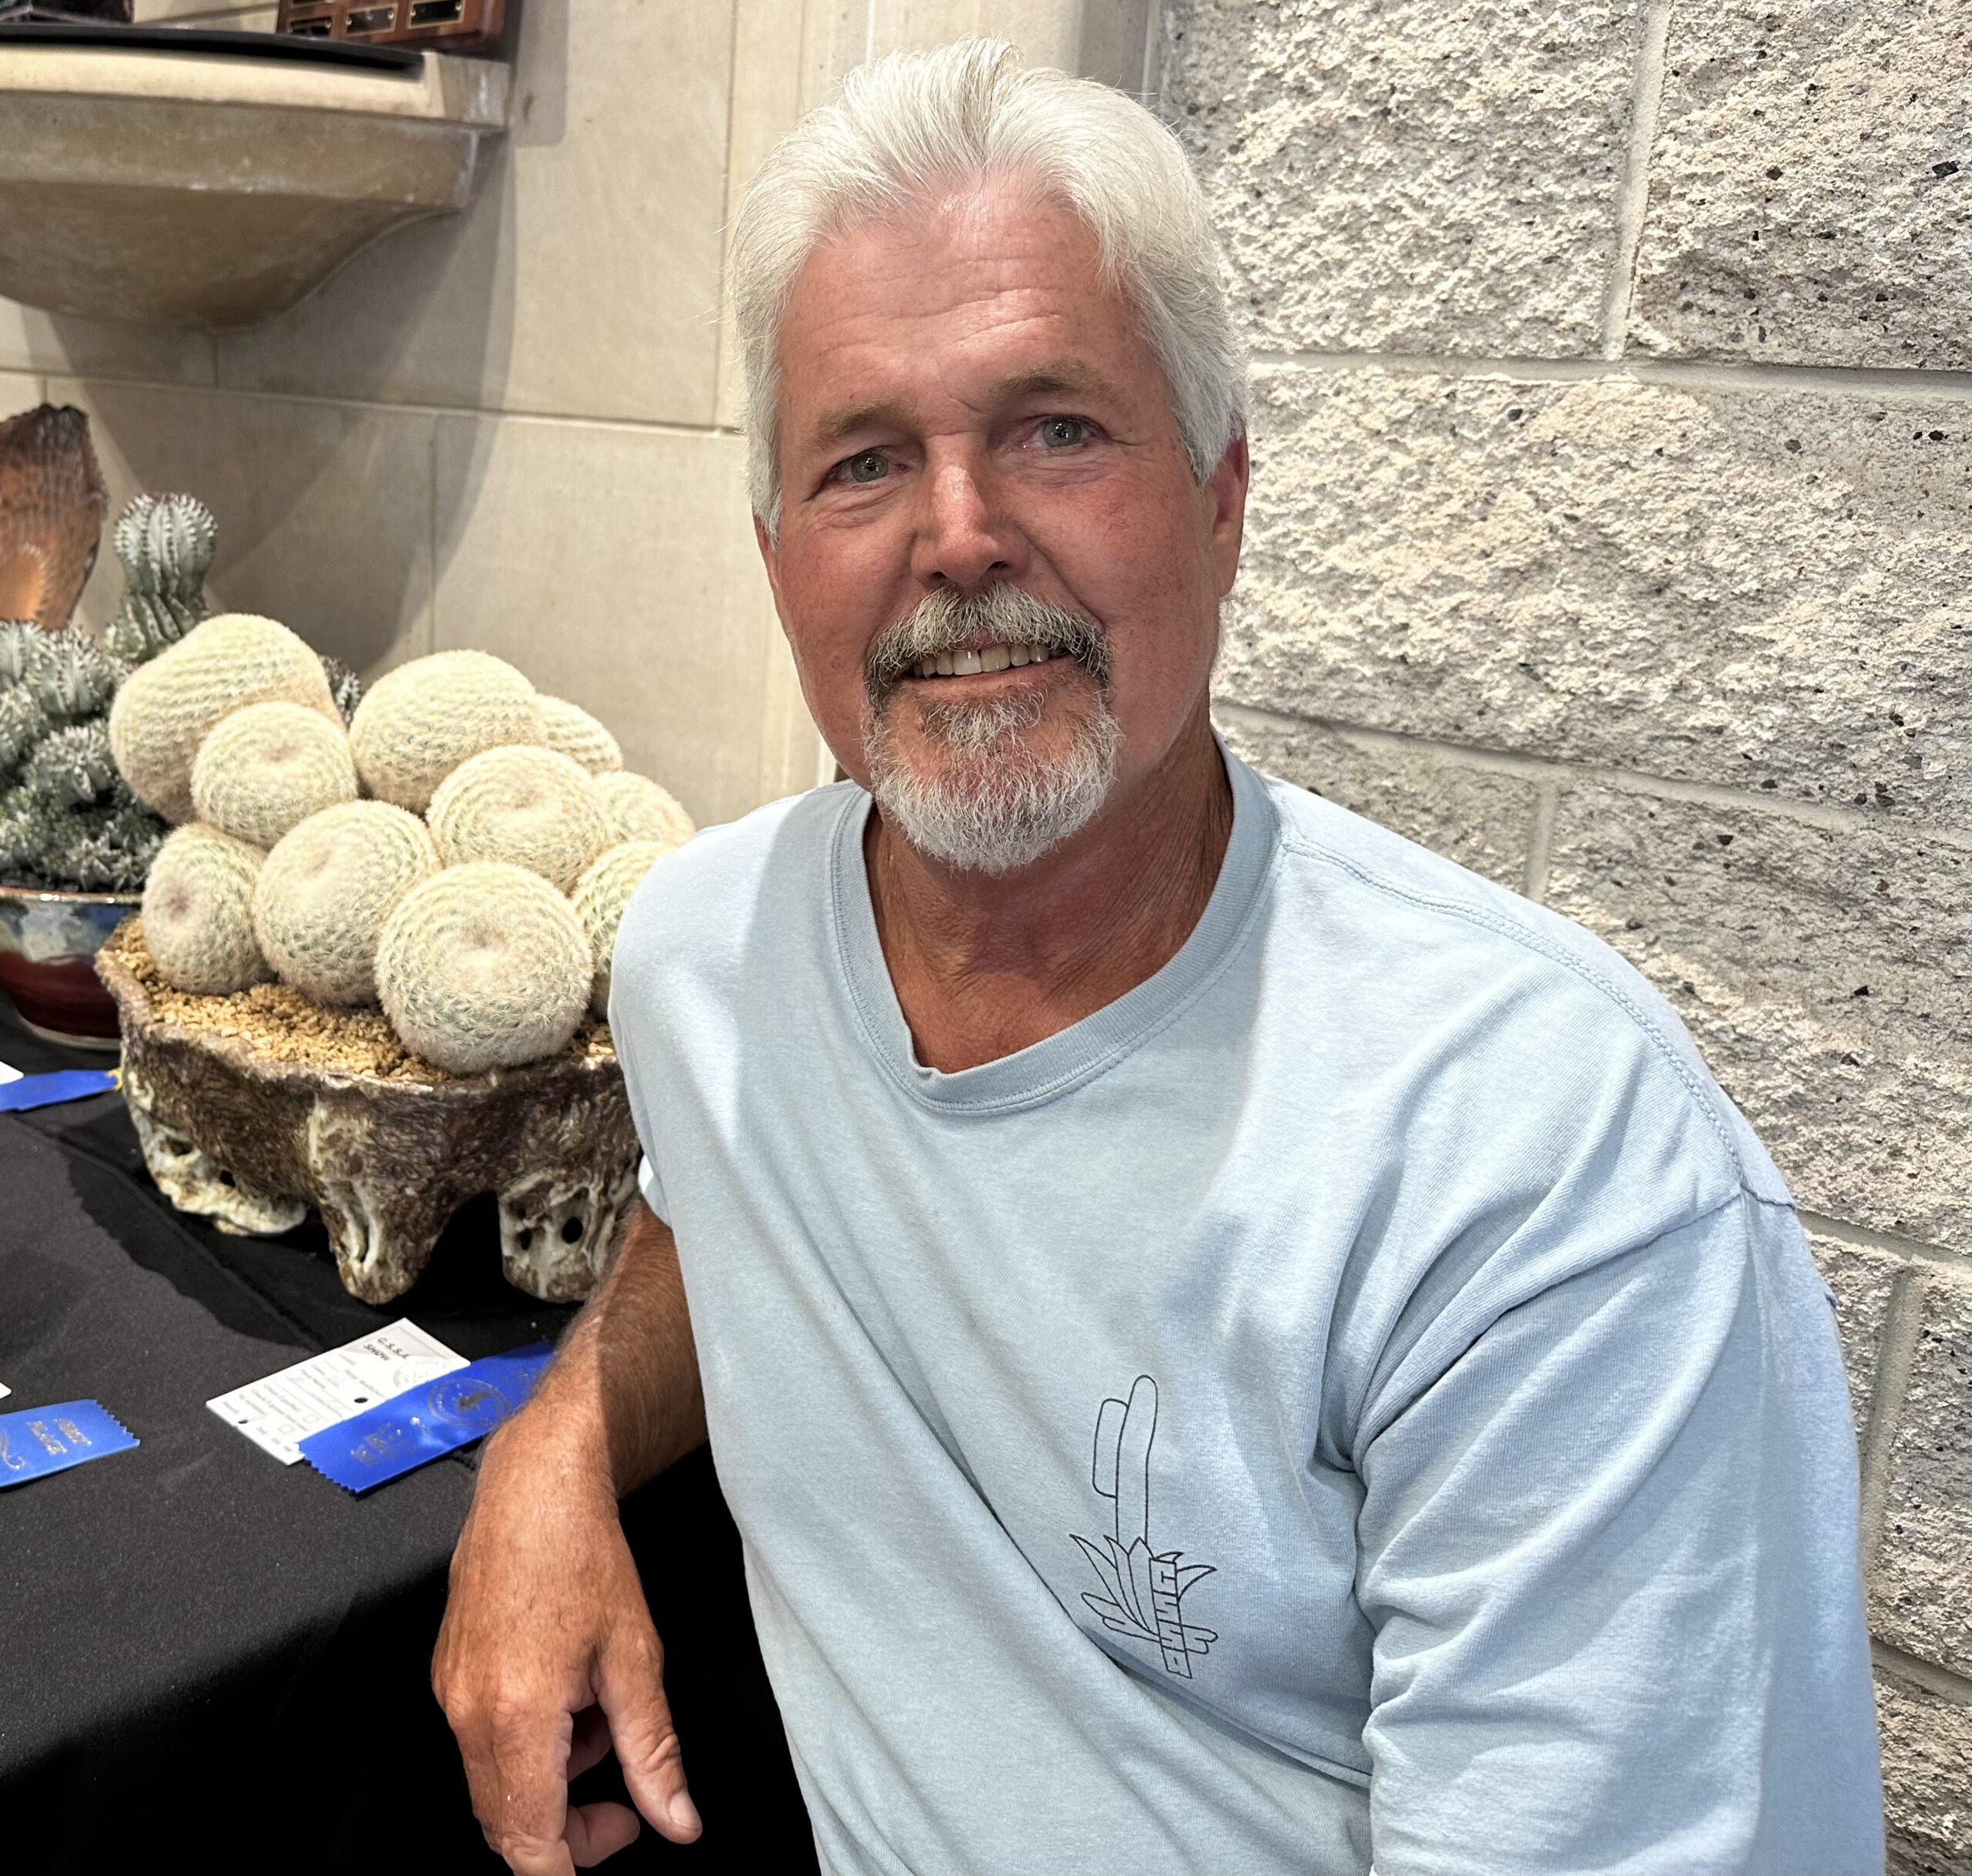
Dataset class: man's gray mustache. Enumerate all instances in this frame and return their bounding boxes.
[864,587,1112,709]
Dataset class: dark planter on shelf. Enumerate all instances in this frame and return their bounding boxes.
[0,884,138,1047]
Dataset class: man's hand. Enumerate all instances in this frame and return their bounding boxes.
[433,1201,708,1871]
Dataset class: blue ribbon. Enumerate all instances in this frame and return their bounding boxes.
[300,1341,553,1495]
[0,1398,139,1488]
[0,1069,120,1113]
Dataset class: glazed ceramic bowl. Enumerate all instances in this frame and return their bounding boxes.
[0,884,139,1047]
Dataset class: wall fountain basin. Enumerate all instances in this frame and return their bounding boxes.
[0,31,506,327]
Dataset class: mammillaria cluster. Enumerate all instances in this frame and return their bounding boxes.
[118,635,691,1075]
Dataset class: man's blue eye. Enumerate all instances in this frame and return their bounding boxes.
[844,452,888,483]
[1040,418,1088,448]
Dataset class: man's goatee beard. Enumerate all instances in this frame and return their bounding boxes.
[860,586,1121,876]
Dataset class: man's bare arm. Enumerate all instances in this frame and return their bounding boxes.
[433,1199,707,1874]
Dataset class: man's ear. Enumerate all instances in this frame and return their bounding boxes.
[1207,435,1249,598]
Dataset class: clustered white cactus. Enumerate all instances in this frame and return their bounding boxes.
[112,633,691,1075]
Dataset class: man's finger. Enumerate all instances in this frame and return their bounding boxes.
[478,1699,581,1875]
[564,1800,643,1868]
[596,1632,701,1843]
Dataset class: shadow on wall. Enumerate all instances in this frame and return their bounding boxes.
[51,0,569,674]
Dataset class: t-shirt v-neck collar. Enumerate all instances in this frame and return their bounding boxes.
[827,743,1281,1115]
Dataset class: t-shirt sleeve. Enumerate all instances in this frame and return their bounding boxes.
[1353,1194,1883,1876]
[637,1152,669,1224]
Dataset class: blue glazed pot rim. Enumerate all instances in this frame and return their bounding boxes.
[0,884,143,908]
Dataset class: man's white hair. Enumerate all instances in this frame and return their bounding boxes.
[729,39,1247,536]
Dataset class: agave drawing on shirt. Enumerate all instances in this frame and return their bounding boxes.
[1072,1374,1218,1679]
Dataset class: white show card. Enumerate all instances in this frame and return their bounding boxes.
[0,1059,20,1086]
[208,1319,466,1465]
[0,1382,9,1401]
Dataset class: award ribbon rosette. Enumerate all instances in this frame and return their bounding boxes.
[299,1341,552,1495]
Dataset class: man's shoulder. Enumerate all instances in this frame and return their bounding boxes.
[614,781,855,984]
[1249,768,1787,1205]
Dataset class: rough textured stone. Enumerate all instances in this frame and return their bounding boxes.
[1876,1670,1972,1876]
[1807,1230,1903,1449]
[1161,0,1635,357]
[1225,368,1969,821]
[1215,707,1539,890]
[1543,790,1969,1251]
[1872,1271,1972,1676]
[1632,0,1972,369]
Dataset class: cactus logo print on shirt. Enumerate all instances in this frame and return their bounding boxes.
[1071,1374,1219,1678]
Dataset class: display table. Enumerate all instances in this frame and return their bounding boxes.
[0,1002,814,1874]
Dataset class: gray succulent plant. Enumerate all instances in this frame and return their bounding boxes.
[0,493,217,892]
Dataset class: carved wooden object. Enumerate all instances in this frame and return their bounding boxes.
[0,404,108,630]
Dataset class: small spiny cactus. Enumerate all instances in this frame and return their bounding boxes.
[426,744,609,893]
[375,861,591,1075]
[538,696,624,774]
[109,612,339,824]
[140,822,270,994]
[319,653,364,726]
[572,839,672,1018]
[190,700,358,850]
[0,683,49,769]
[254,800,438,1005]
[592,770,696,850]
[101,494,216,663]
[23,720,117,807]
[347,650,545,814]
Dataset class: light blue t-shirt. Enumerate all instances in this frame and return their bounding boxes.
[610,748,1882,1876]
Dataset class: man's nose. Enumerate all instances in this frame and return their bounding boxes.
[911,453,1025,590]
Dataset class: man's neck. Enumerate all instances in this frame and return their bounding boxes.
[864,709,1235,1073]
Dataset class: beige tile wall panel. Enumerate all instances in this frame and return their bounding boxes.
[431,414,800,831]
[0,297,216,387]
[1542,789,1969,1254]
[1162,0,1636,358]
[1873,1670,1972,1874]
[1222,367,1970,821]
[1214,707,1541,892]
[1868,1270,1972,1676]
[216,0,735,427]
[1806,1230,1907,1450]
[1631,0,1971,369]
[50,377,435,674]
[0,369,46,422]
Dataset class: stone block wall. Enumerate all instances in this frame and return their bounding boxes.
[1165,2,1969,1865]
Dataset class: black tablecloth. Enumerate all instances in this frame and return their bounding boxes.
[0,1004,815,1874]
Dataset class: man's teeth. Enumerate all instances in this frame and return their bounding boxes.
[914,643,1057,680]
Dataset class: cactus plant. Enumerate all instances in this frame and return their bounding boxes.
[572,839,672,1018]
[253,800,438,1005]
[426,744,610,894]
[347,649,545,814]
[374,861,591,1075]
[538,695,623,774]
[592,770,695,850]
[99,493,216,663]
[319,653,364,725]
[190,699,359,850]
[141,822,270,994]
[109,612,339,825]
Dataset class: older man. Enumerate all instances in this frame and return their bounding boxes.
[434,42,1881,1876]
